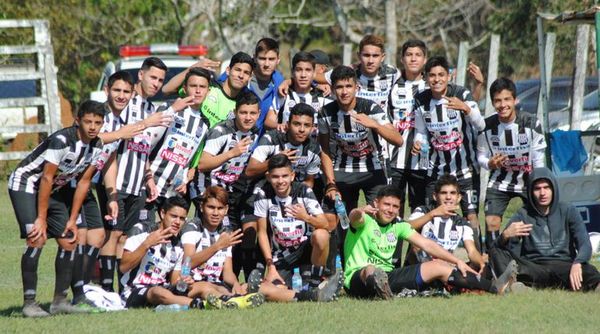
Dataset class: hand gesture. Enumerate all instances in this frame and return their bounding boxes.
[360,204,379,216]
[171,96,196,113]
[28,217,48,243]
[146,178,158,202]
[194,58,221,72]
[143,228,173,247]
[488,153,508,170]
[411,141,422,156]
[456,260,479,277]
[467,62,484,85]
[118,123,144,140]
[280,148,299,164]
[231,137,253,157]
[144,111,173,128]
[215,229,243,250]
[442,96,471,115]
[285,204,310,222]
[276,123,288,133]
[351,112,379,129]
[502,221,532,239]
[316,83,331,97]
[278,79,291,97]
[175,183,187,195]
[430,203,458,218]
[62,219,78,243]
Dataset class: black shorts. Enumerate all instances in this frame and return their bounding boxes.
[274,241,313,286]
[10,187,78,239]
[78,190,104,230]
[426,177,478,215]
[388,168,427,212]
[334,170,387,212]
[346,264,421,298]
[484,188,526,217]
[231,183,259,229]
[107,192,146,232]
[312,176,335,214]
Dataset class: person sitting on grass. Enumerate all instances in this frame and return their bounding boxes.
[489,167,600,292]
[252,154,343,302]
[119,196,221,310]
[408,174,486,274]
[343,185,518,299]
[176,186,265,309]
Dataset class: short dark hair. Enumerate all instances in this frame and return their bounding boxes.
[77,100,105,119]
[229,51,255,70]
[376,185,401,200]
[201,186,229,206]
[489,77,517,99]
[288,103,315,123]
[161,196,190,213]
[401,39,427,57]
[141,56,167,72]
[424,56,449,74]
[292,51,316,70]
[107,70,134,89]
[255,37,279,56]
[434,174,460,194]
[268,154,292,172]
[184,67,212,86]
[330,65,357,86]
[235,91,260,110]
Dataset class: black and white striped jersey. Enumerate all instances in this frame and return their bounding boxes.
[93,104,127,173]
[477,112,546,193]
[201,119,260,192]
[149,106,209,198]
[325,64,400,110]
[251,130,321,182]
[115,96,168,196]
[180,219,231,283]
[254,181,324,263]
[272,88,330,135]
[413,84,484,181]
[318,97,390,172]
[9,126,102,194]
[409,206,473,259]
[387,76,428,170]
[120,222,183,298]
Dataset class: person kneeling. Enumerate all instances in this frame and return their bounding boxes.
[254,154,342,302]
[176,186,264,309]
[344,185,517,299]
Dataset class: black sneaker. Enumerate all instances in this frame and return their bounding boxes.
[371,267,393,300]
[493,260,518,295]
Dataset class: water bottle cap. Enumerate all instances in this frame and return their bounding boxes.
[293,267,300,274]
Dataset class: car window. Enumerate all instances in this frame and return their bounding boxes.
[0,80,38,98]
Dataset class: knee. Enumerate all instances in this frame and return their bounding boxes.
[311,229,330,249]
[27,238,46,249]
[147,286,169,303]
[57,239,77,251]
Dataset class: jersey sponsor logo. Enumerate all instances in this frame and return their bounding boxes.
[518,133,529,145]
[431,131,463,151]
[447,109,458,119]
[160,149,188,167]
[340,139,374,158]
[426,118,461,131]
[449,230,459,241]
[394,119,414,131]
[127,140,151,154]
[336,132,366,141]
[490,135,500,145]
[288,100,297,108]
[386,232,397,243]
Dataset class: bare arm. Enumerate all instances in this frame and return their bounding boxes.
[245,157,269,179]
[120,228,172,273]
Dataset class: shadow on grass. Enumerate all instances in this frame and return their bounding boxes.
[0,302,51,317]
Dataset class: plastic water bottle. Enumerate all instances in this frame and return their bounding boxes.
[419,140,430,170]
[172,169,187,188]
[291,267,303,292]
[334,194,350,230]
[176,256,191,293]
[335,255,343,273]
[155,304,189,312]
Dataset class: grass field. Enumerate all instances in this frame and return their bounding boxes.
[1,180,599,333]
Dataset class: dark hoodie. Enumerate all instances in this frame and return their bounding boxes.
[503,167,592,263]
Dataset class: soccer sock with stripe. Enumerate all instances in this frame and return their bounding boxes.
[447,268,493,292]
[83,245,100,284]
[98,255,116,292]
[54,248,75,300]
[70,244,86,298]
[21,247,42,304]
[485,230,500,252]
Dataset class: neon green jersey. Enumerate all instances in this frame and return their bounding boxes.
[343,214,415,288]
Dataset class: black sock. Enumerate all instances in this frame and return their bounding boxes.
[71,244,85,298]
[54,248,75,300]
[485,230,500,251]
[83,245,100,284]
[189,297,205,309]
[116,258,124,293]
[98,255,116,292]
[447,269,493,292]
[21,247,42,303]
[295,289,315,302]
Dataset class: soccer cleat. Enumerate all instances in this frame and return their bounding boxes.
[204,294,223,310]
[509,281,532,293]
[314,270,344,302]
[223,293,265,309]
[493,260,518,295]
[247,267,265,294]
[50,299,93,314]
[371,267,393,300]
[22,302,50,318]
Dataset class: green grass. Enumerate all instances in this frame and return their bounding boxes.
[1,182,599,333]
